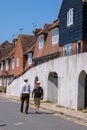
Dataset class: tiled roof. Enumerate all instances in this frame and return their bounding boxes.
[24,44,35,55]
[49,19,59,30]
[0,46,15,61]
[6,47,16,59]
[18,34,36,54]
[33,28,42,35]
[0,40,13,48]
[0,47,4,59]
[0,41,15,61]
[34,20,59,36]
[35,24,52,36]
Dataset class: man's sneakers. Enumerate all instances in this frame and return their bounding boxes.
[25,111,28,114]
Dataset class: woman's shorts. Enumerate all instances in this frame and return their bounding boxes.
[34,98,41,106]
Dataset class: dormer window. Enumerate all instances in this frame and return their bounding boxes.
[67,8,74,26]
[11,58,14,69]
[28,53,32,65]
[6,60,9,70]
[52,28,59,45]
[39,35,44,49]
[16,58,20,67]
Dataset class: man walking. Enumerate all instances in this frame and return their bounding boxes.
[20,79,30,114]
[32,81,44,113]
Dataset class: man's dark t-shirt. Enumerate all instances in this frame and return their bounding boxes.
[33,87,43,98]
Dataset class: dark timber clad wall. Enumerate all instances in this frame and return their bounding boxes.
[83,4,87,39]
[59,0,83,45]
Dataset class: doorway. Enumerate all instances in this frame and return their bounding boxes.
[47,72,58,103]
[78,70,87,109]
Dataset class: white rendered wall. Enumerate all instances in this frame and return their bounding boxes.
[7,52,87,110]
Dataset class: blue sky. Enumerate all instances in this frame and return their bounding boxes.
[0,0,62,43]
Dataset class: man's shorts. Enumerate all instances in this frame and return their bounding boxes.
[34,98,41,106]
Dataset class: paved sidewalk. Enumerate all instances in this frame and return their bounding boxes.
[0,93,87,125]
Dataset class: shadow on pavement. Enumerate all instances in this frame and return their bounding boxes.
[0,124,7,127]
[27,112,56,114]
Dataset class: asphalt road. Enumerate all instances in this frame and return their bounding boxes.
[0,97,87,130]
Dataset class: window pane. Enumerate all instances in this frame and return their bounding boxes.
[6,60,9,70]
[28,53,32,65]
[70,8,73,24]
[52,29,59,44]
[11,58,14,69]
[39,35,44,49]
[64,44,72,56]
[16,58,20,67]
[67,8,74,26]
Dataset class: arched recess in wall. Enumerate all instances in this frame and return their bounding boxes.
[78,70,87,110]
[47,72,58,103]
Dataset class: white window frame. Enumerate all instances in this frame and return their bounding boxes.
[1,62,3,71]
[11,58,14,69]
[52,28,59,45]
[67,8,74,26]
[28,53,32,65]
[63,43,72,56]
[39,35,44,49]
[5,60,9,70]
[16,58,20,67]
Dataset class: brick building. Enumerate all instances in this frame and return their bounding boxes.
[0,34,36,91]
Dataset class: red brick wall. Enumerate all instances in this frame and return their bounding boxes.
[43,29,59,55]
[33,28,59,59]
[14,38,24,77]
[83,40,87,52]
[72,42,77,54]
